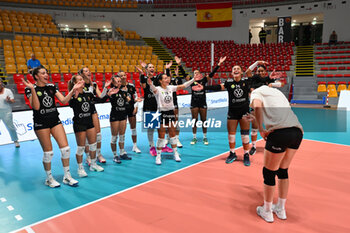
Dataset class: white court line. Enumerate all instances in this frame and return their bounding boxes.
[11,141,258,233]
[24,227,35,233]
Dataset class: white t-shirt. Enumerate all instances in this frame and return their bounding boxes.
[0,88,14,111]
[250,85,303,132]
[153,85,177,112]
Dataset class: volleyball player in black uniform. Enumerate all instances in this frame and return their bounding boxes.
[167,65,184,147]
[245,61,284,156]
[68,75,104,178]
[205,65,252,166]
[175,56,226,145]
[119,71,142,154]
[23,67,82,188]
[79,67,107,164]
[106,76,131,163]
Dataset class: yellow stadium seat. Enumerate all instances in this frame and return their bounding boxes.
[49,41,56,47]
[68,48,76,54]
[57,38,65,43]
[67,58,74,65]
[87,54,95,59]
[100,59,107,66]
[81,43,87,49]
[71,53,79,59]
[73,38,79,44]
[73,43,80,48]
[16,57,26,64]
[32,41,40,47]
[45,52,54,58]
[105,65,112,73]
[22,41,31,47]
[54,52,62,58]
[129,60,137,65]
[96,65,104,73]
[14,45,23,52]
[3,40,12,46]
[76,48,84,54]
[32,36,40,41]
[15,35,24,41]
[57,58,65,65]
[4,50,14,57]
[6,64,17,74]
[60,65,69,73]
[89,65,96,73]
[65,43,73,48]
[15,51,25,57]
[80,39,87,44]
[101,40,107,45]
[103,54,111,60]
[35,52,45,59]
[120,65,128,72]
[108,59,115,65]
[95,44,102,50]
[88,44,95,49]
[84,49,91,54]
[328,89,338,98]
[92,59,99,65]
[327,84,336,91]
[151,59,158,65]
[4,25,12,32]
[43,47,51,52]
[75,59,83,67]
[113,65,120,73]
[24,35,32,41]
[33,46,42,53]
[122,60,130,65]
[95,54,103,60]
[70,64,79,73]
[110,54,118,60]
[57,42,65,48]
[102,45,109,50]
[84,59,92,66]
[157,65,163,72]
[80,54,87,60]
[115,59,123,66]
[13,40,21,47]
[41,36,49,42]
[50,65,59,73]
[51,47,59,53]
[62,53,71,59]
[45,28,53,34]
[18,64,28,74]
[5,57,15,64]
[337,84,347,92]
[65,38,72,43]
[47,58,56,65]
[49,37,57,42]
[125,54,131,60]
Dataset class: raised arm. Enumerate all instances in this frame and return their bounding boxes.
[147,77,158,94]
[175,56,191,81]
[176,78,196,91]
[245,61,269,78]
[56,81,85,104]
[22,79,40,110]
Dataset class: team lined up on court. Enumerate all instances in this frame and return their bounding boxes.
[22,56,302,223]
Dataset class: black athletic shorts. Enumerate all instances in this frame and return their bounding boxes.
[265,127,303,153]
[227,105,250,120]
[34,117,62,131]
[126,106,136,118]
[73,121,94,133]
[160,110,176,125]
[110,112,127,122]
[190,99,207,109]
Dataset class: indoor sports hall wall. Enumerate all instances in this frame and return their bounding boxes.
[1,0,349,43]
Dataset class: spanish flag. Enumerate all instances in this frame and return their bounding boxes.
[196,2,233,28]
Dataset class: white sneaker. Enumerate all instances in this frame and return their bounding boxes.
[85,156,91,166]
[174,152,181,162]
[14,141,20,148]
[77,168,88,177]
[177,138,183,148]
[132,145,141,153]
[90,163,104,172]
[45,177,60,188]
[256,206,274,223]
[62,175,79,187]
[155,155,162,165]
[272,204,287,220]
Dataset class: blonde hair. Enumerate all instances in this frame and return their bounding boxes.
[68,75,81,91]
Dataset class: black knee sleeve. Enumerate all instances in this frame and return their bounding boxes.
[277,168,288,179]
[263,167,276,186]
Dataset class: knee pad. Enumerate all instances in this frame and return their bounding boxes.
[169,137,177,145]
[96,132,102,143]
[131,128,137,136]
[76,146,85,156]
[277,168,289,179]
[263,167,276,186]
[228,134,236,143]
[111,135,118,144]
[156,138,166,148]
[119,134,125,143]
[60,146,70,159]
[89,142,97,152]
[241,134,250,144]
[251,128,258,136]
[43,151,54,163]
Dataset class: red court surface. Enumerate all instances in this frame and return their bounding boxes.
[17,139,350,233]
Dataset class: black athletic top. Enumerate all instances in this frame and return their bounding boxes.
[69,92,94,125]
[25,83,59,120]
[179,65,220,104]
[250,74,275,89]
[140,74,161,110]
[224,77,252,109]
[121,83,137,108]
[109,89,128,114]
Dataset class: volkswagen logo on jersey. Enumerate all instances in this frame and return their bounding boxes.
[234,88,243,98]
[81,102,90,112]
[42,96,53,108]
[117,97,124,106]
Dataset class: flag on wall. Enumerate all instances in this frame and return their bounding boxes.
[196,2,233,28]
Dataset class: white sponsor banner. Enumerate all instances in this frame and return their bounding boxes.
[338,90,350,111]
[0,91,229,145]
